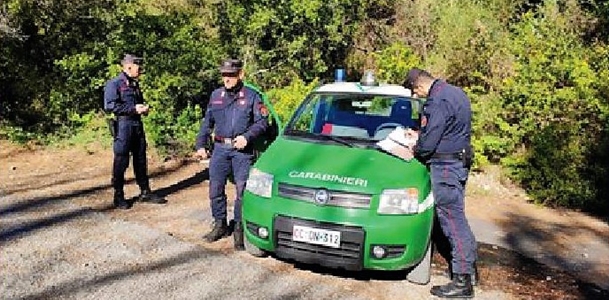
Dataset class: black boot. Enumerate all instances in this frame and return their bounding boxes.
[447,263,479,286]
[472,263,479,286]
[233,221,244,251]
[113,191,131,210]
[204,219,228,242]
[430,273,474,298]
[138,189,167,204]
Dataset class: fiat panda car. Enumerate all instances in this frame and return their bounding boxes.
[242,72,433,284]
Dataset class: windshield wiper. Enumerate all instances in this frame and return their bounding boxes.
[284,129,359,148]
[311,133,355,148]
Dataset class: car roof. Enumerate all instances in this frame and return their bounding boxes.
[314,82,413,97]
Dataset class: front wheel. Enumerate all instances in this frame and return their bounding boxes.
[244,235,267,257]
[406,242,433,285]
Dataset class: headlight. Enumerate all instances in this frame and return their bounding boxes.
[377,188,419,215]
[246,168,273,198]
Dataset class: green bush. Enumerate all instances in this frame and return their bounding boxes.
[373,42,421,84]
[3,0,609,214]
[0,123,37,144]
[267,76,320,125]
[498,1,609,212]
[50,111,113,149]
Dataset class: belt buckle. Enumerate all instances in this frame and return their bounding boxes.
[222,138,232,145]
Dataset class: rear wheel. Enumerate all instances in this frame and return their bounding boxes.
[244,235,267,257]
[406,242,432,285]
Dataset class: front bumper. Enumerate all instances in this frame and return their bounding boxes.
[273,215,366,271]
[243,192,434,271]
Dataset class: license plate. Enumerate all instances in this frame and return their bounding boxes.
[292,225,341,248]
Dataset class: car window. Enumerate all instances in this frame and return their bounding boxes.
[286,93,420,141]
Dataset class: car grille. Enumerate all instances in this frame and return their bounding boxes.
[274,215,365,271]
[277,182,372,209]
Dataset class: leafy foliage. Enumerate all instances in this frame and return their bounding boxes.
[496,2,609,211]
[1,0,609,213]
[211,0,375,86]
[267,76,320,124]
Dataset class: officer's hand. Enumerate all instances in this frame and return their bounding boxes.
[142,104,150,115]
[405,128,419,137]
[233,135,248,150]
[135,104,148,114]
[196,148,210,159]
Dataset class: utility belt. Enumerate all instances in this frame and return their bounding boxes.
[116,115,141,122]
[213,136,234,145]
[106,116,141,138]
[432,148,473,168]
[431,152,464,160]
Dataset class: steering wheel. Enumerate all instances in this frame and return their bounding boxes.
[374,122,404,135]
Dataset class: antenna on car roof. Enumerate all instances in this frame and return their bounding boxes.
[360,70,379,86]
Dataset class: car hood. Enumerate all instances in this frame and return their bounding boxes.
[254,137,429,195]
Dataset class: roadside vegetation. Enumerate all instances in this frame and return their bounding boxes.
[1,0,608,213]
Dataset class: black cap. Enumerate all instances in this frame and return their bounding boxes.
[403,68,430,89]
[121,54,143,65]
[219,59,243,73]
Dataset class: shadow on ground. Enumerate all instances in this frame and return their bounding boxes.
[0,160,206,243]
[267,242,608,299]
[153,168,209,198]
[18,248,224,300]
[496,212,609,288]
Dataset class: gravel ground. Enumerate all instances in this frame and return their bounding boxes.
[0,191,510,300]
[0,198,373,300]
[2,142,607,299]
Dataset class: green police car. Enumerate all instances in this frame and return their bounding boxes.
[242,72,434,284]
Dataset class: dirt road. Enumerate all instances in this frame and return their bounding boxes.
[1,141,607,299]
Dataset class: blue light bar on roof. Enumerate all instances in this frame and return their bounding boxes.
[334,68,346,82]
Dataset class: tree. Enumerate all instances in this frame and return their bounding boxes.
[211,0,376,87]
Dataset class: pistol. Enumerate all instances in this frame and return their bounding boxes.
[106,118,117,138]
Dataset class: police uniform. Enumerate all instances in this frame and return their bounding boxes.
[103,54,166,209]
[196,59,269,248]
[406,69,477,298]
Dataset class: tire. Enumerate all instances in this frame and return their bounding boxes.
[244,235,267,257]
[406,242,432,285]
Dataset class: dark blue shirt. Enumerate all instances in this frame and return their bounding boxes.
[414,80,472,162]
[103,72,144,120]
[196,83,269,150]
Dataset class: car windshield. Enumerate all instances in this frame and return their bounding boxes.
[284,92,422,145]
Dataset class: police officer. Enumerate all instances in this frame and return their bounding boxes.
[195,58,269,250]
[104,54,167,209]
[403,68,477,298]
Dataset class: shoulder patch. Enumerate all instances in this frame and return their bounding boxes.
[260,104,269,117]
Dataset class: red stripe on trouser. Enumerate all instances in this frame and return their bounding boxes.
[446,209,466,274]
[444,165,466,274]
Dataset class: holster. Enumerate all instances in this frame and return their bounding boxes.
[432,146,473,168]
[463,145,474,169]
[106,118,117,138]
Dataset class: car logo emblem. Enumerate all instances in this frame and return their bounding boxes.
[314,189,329,205]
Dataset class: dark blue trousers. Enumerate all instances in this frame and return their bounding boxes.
[430,160,477,275]
[112,120,149,193]
[208,143,253,222]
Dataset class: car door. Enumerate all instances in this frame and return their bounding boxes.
[244,82,282,159]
